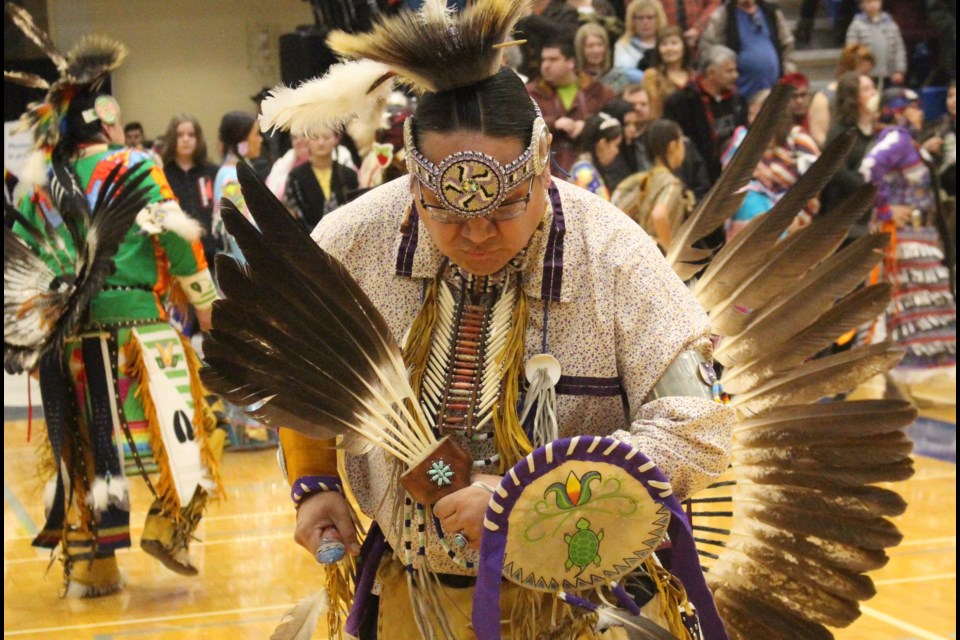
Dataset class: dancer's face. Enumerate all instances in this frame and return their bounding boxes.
[414,131,550,276]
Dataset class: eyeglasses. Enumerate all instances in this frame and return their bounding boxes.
[751,13,764,33]
[416,175,536,224]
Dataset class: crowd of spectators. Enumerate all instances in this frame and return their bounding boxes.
[15,0,948,284]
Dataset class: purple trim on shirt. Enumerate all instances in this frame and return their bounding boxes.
[396,206,419,277]
[345,523,387,637]
[555,374,623,397]
[541,183,566,302]
[290,475,341,507]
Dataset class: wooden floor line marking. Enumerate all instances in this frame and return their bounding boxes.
[858,605,951,640]
[5,509,295,541]
[4,510,294,542]
[896,536,956,547]
[2,603,291,636]
[874,572,956,586]
[914,472,958,481]
[4,532,291,564]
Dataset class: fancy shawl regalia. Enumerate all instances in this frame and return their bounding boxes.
[3,3,223,597]
[204,1,916,638]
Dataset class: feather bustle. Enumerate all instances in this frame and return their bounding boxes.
[4,160,152,373]
[5,3,66,69]
[730,343,904,414]
[734,399,917,446]
[741,521,891,573]
[737,459,916,487]
[666,84,795,265]
[721,283,893,393]
[3,70,50,90]
[715,232,890,365]
[693,131,858,307]
[726,534,877,600]
[712,587,834,640]
[710,551,862,626]
[709,185,877,336]
[740,503,903,549]
[736,483,908,519]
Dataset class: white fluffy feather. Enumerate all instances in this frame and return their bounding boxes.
[19,149,49,189]
[420,0,455,24]
[87,476,110,513]
[64,566,125,599]
[135,200,202,241]
[43,478,57,519]
[270,589,329,640]
[107,476,130,511]
[259,60,394,137]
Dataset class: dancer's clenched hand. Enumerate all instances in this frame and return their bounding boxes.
[433,474,501,550]
[295,491,361,557]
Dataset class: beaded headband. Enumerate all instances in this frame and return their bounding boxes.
[404,110,550,218]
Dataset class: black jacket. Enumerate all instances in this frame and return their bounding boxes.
[284,162,359,232]
[164,160,219,266]
[663,82,747,183]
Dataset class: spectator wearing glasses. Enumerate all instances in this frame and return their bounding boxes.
[700,0,795,101]
[614,0,667,82]
[780,72,812,133]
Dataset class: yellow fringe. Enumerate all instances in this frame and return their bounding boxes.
[324,553,357,639]
[32,419,58,484]
[507,589,601,640]
[492,284,533,472]
[642,556,693,640]
[124,335,180,520]
[178,334,225,501]
[124,329,224,521]
[319,450,369,638]
[509,587,544,640]
[401,276,439,395]
[166,280,191,324]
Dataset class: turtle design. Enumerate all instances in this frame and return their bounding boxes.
[564,517,604,577]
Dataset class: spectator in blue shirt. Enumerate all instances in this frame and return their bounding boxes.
[700,0,795,101]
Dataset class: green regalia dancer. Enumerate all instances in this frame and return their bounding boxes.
[3,3,224,597]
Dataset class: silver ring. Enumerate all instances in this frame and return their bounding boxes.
[453,532,468,549]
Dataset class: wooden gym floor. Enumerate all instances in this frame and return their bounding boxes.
[3,373,956,640]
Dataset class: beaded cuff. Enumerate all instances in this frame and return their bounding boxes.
[290,475,342,508]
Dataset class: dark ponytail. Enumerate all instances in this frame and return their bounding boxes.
[218,111,256,158]
[413,68,537,147]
